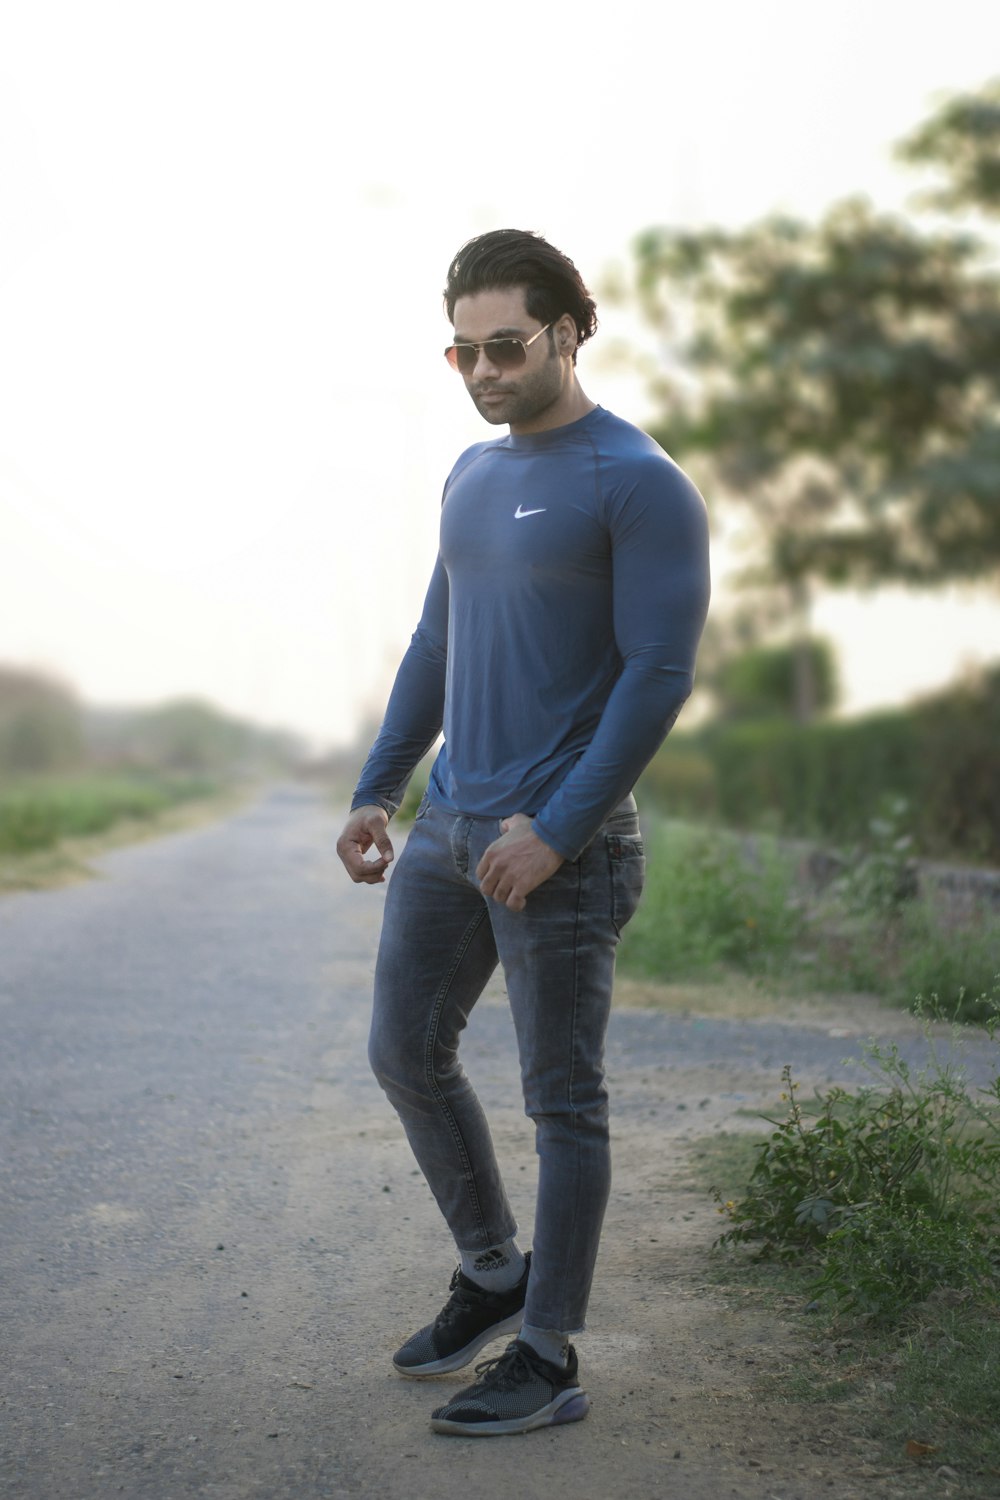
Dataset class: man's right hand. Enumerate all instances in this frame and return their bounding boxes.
[336,804,395,884]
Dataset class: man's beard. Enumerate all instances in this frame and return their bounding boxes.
[469,356,562,427]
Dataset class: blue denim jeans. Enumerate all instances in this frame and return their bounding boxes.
[368,795,645,1333]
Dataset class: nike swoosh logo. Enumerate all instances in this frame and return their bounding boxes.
[514,504,547,518]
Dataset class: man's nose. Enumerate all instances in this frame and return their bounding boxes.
[471,345,502,379]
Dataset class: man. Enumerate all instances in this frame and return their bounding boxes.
[336,229,710,1437]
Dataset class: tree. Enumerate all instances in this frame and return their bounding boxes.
[714,639,838,724]
[897,77,1000,217]
[0,666,85,774]
[119,697,302,773]
[620,82,1000,714]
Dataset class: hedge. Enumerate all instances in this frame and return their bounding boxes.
[639,668,1000,862]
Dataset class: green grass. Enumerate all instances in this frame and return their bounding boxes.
[0,771,242,892]
[619,821,806,980]
[687,1130,768,1202]
[620,815,1000,1024]
[0,771,219,854]
[685,1127,1000,1486]
[633,807,1000,1484]
[871,1304,1000,1477]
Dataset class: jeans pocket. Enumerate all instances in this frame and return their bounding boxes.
[606,833,645,937]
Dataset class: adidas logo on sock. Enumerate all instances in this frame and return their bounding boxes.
[472,1249,510,1273]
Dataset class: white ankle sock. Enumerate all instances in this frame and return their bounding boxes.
[460,1238,526,1293]
[519,1324,571,1369]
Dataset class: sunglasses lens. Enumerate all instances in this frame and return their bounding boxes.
[491,339,527,370]
[445,338,529,375]
[444,344,481,376]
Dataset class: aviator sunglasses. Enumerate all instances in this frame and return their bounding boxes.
[444,324,552,377]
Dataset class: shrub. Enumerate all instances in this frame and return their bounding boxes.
[707,713,922,847]
[714,637,838,720]
[640,665,1000,861]
[715,1024,1000,1321]
[812,1201,995,1321]
[621,822,805,980]
[622,806,1000,1015]
[896,912,1000,1021]
[637,747,718,819]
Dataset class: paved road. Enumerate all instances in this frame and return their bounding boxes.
[0,787,985,1499]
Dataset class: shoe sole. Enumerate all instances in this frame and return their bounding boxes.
[392,1310,525,1377]
[430,1388,590,1436]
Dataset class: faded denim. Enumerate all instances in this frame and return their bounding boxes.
[368,796,645,1333]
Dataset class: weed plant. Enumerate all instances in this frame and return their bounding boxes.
[690,1136,1000,1483]
[714,1008,1000,1323]
[620,802,1000,1023]
[813,796,1000,1018]
[618,822,805,980]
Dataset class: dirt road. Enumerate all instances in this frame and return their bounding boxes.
[0,787,969,1498]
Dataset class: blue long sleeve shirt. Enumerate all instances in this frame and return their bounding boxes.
[352,405,710,861]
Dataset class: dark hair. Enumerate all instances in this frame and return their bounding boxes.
[443,229,598,362]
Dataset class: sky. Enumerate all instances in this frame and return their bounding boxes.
[1,0,998,750]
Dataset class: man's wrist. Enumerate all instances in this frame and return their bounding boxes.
[530,817,574,863]
[350,794,395,818]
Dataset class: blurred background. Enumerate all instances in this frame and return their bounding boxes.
[1,0,997,867]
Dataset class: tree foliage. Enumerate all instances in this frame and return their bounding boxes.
[114,697,302,772]
[714,638,838,723]
[0,667,85,775]
[0,669,303,778]
[897,76,1000,216]
[626,80,1000,593]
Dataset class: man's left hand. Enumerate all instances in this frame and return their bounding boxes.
[476,813,564,912]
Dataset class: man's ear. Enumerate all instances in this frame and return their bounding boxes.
[554,314,577,356]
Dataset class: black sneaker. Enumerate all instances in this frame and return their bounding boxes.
[392,1254,531,1377]
[430,1338,590,1436]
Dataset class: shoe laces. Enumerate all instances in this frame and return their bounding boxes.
[433,1269,480,1331]
[469,1343,538,1391]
